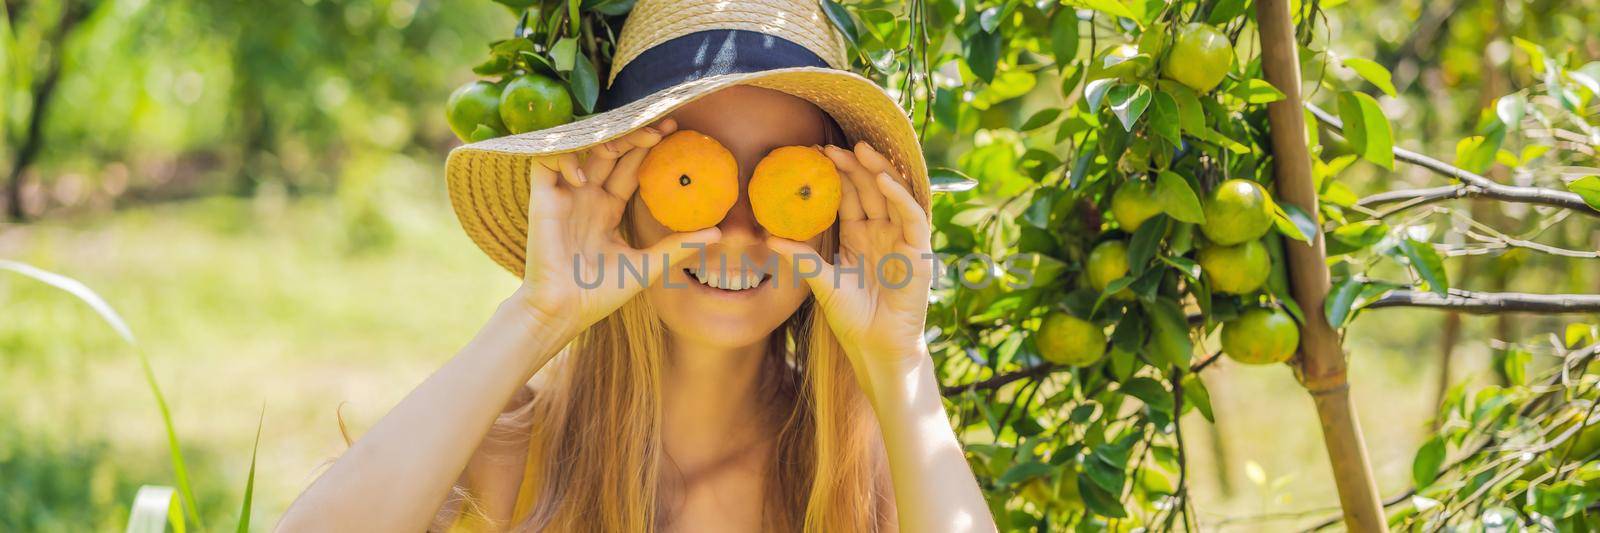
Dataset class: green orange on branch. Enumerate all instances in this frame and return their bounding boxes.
[1087,240,1134,300]
[1198,239,1271,294]
[1036,312,1106,367]
[1221,307,1300,365]
[445,80,509,142]
[1162,22,1235,93]
[1111,179,1163,232]
[1201,179,1273,245]
[499,74,575,134]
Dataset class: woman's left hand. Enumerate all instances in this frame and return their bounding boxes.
[768,141,934,377]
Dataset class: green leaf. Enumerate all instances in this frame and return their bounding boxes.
[1325,278,1363,329]
[1121,377,1172,412]
[1126,215,1168,275]
[1084,452,1126,492]
[1412,436,1446,488]
[570,53,600,114]
[1155,171,1205,224]
[1454,130,1504,174]
[127,486,185,533]
[1206,0,1248,23]
[1500,348,1531,386]
[1326,220,1388,256]
[1085,78,1117,112]
[1108,84,1152,132]
[1399,238,1449,297]
[567,0,581,34]
[929,167,979,193]
[1164,81,1205,133]
[1161,256,1201,281]
[469,124,501,143]
[1020,108,1061,131]
[1049,9,1080,66]
[977,6,1001,32]
[1566,175,1600,211]
[1148,92,1181,146]
[1564,323,1596,348]
[1229,79,1286,104]
[1182,375,1215,422]
[235,411,264,533]
[1340,57,1397,97]
[1142,299,1193,368]
[1337,90,1394,169]
[550,37,578,72]
[1272,202,1317,243]
[820,0,859,46]
[965,29,1002,83]
[472,56,511,76]
[1072,0,1139,23]
[1079,475,1128,517]
[490,38,536,60]
[998,461,1054,485]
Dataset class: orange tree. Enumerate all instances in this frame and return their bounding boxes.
[453,0,1600,529]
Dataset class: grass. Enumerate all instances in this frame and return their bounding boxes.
[0,186,1569,530]
[1,188,515,530]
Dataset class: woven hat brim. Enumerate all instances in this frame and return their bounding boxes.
[445,66,930,277]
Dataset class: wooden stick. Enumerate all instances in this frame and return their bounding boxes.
[1255,1,1390,530]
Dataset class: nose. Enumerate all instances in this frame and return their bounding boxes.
[716,177,766,244]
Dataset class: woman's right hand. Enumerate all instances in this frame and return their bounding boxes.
[513,118,721,339]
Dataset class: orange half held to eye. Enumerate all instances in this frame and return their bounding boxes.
[749,146,843,241]
[637,130,740,232]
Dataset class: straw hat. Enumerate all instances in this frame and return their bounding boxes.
[445,0,929,277]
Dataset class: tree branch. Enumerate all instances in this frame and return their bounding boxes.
[940,350,1226,396]
[5,0,96,221]
[1368,289,1600,314]
[941,363,1057,396]
[1305,103,1599,217]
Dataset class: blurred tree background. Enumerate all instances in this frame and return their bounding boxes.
[1,0,1597,530]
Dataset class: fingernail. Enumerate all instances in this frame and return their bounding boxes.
[576,169,589,185]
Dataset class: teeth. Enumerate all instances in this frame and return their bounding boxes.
[685,266,763,291]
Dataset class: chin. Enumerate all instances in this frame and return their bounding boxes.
[646,264,809,349]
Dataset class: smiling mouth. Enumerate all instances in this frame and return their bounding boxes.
[684,266,771,292]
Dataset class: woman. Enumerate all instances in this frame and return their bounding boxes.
[279,1,994,531]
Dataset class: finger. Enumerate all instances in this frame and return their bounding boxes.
[582,147,622,188]
[853,141,901,180]
[529,156,560,190]
[617,126,664,150]
[877,172,932,249]
[640,228,723,281]
[652,117,679,136]
[767,236,837,303]
[605,146,649,200]
[824,145,887,220]
[837,169,865,222]
[556,152,587,187]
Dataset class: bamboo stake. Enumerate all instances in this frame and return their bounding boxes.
[1253,1,1389,530]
